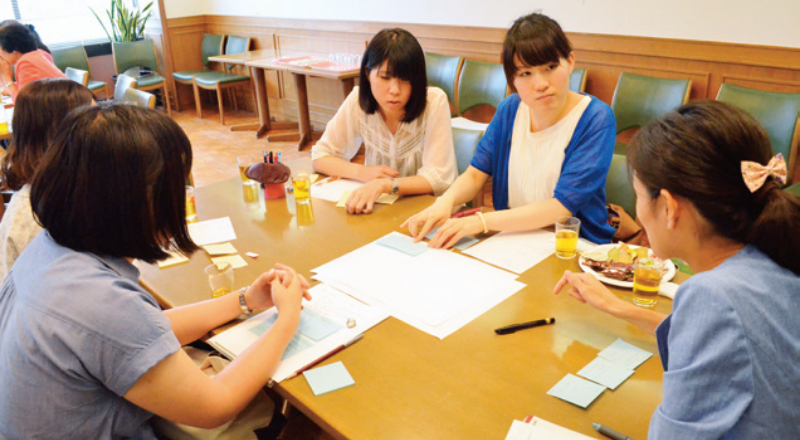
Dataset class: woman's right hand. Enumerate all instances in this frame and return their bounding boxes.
[270,264,311,316]
[553,270,622,314]
[358,165,399,182]
[402,197,453,242]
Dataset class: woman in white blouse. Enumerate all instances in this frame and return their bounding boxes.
[311,28,457,214]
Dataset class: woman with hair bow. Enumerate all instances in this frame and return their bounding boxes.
[554,100,800,439]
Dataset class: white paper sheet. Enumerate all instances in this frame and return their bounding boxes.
[207,284,388,383]
[187,217,237,246]
[463,230,556,274]
[312,232,525,339]
[311,178,363,202]
[505,418,595,440]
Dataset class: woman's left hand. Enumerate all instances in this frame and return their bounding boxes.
[427,216,484,249]
[244,263,311,311]
[346,179,390,214]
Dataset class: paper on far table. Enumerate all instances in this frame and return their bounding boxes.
[311,178,362,202]
[211,255,248,269]
[597,339,653,370]
[188,217,237,246]
[547,373,606,409]
[203,242,238,256]
[505,418,594,440]
[157,251,189,268]
[577,357,634,390]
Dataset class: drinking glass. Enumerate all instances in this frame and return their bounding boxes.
[237,154,256,186]
[185,185,198,223]
[555,217,581,259]
[292,173,311,204]
[632,257,665,307]
[205,263,234,298]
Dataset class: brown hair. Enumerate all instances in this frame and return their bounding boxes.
[2,79,94,190]
[502,13,572,93]
[628,100,800,274]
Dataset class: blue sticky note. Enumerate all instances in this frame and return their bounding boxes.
[296,309,344,341]
[598,339,653,370]
[303,361,356,396]
[547,373,606,408]
[423,227,480,251]
[577,357,634,390]
[376,233,428,256]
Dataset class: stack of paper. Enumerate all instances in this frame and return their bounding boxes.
[208,283,389,383]
[505,417,594,440]
[312,232,526,339]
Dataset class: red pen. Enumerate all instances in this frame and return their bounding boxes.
[283,333,363,381]
[450,207,481,219]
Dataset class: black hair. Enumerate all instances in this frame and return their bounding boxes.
[0,21,39,54]
[30,104,199,263]
[628,100,800,274]
[502,13,572,92]
[358,28,428,123]
[3,79,94,190]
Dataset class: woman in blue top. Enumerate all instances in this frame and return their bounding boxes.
[404,13,616,247]
[555,100,800,439]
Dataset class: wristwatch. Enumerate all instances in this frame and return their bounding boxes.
[238,287,253,315]
[389,178,399,195]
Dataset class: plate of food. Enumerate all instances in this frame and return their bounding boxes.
[578,243,676,288]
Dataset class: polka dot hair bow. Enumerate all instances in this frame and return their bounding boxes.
[741,153,787,193]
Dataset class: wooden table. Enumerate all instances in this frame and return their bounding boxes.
[206,50,297,137]
[138,160,679,439]
[246,57,359,151]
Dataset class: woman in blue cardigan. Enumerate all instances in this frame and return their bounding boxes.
[404,12,616,247]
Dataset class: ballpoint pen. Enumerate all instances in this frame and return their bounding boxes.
[592,423,634,440]
[283,334,364,381]
[450,207,481,219]
[494,317,555,335]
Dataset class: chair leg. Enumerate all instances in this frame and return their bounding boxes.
[173,82,181,113]
[193,82,203,119]
[232,86,239,114]
[102,84,110,101]
[163,84,172,117]
[217,84,225,125]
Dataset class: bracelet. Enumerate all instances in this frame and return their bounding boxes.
[238,287,252,315]
[475,212,489,234]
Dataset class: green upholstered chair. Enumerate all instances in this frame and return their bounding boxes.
[192,35,252,125]
[611,72,691,155]
[113,74,138,101]
[122,87,156,109]
[51,45,109,99]
[717,83,800,182]
[570,68,587,93]
[65,67,88,87]
[112,39,171,115]
[605,153,636,220]
[452,126,485,207]
[451,59,507,132]
[172,33,225,113]
[424,52,461,115]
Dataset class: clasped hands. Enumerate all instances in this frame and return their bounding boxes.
[243,263,312,314]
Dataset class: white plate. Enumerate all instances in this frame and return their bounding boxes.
[578,244,676,288]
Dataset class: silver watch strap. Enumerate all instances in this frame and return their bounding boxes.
[239,287,252,315]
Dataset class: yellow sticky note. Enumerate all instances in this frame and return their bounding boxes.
[203,242,238,256]
[157,251,189,268]
[309,173,320,184]
[211,255,248,269]
[336,190,352,208]
[376,193,399,205]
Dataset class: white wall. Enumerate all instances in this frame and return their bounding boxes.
[165,0,800,49]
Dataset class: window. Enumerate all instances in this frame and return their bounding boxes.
[4,0,146,48]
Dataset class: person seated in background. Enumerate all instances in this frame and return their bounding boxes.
[0,104,311,438]
[404,13,616,248]
[554,100,800,439]
[312,28,457,214]
[0,78,94,283]
[0,20,65,101]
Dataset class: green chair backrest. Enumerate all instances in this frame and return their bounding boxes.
[114,74,138,101]
[224,36,251,71]
[717,83,800,163]
[452,127,483,175]
[122,87,156,109]
[457,59,507,115]
[65,67,88,86]
[605,153,636,219]
[425,52,461,112]
[52,46,90,72]
[611,72,691,134]
[113,40,159,74]
[570,68,587,93]
[201,33,225,67]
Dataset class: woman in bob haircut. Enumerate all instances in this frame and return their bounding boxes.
[555,100,800,438]
[312,27,456,214]
[0,104,310,438]
[404,13,616,247]
[0,78,94,282]
[0,20,65,101]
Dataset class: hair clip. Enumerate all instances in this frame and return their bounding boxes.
[741,153,787,193]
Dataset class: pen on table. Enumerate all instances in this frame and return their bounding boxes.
[592,423,634,440]
[277,152,282,164]
[262,150,267,163]
[494,317,555,335]
[450,207,481,219]
[284,334,364,381]
[269,151,274,163]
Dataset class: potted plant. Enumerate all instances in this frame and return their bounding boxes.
[90,0,154,42]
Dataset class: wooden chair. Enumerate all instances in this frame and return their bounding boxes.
[192,36,252,125]
[112,39,171,116]
[114,74,138,101]
[51,45,110,99]
[123,88,156,109]
[65,67,88,87]
[570,68,587,93]
[605,153,636,218]
[611,72,691,155]
[424,52,462,116]
[452,126,485,207]
[451,59,508,132]
[172,33,226,113]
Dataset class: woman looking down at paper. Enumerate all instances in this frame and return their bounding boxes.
[0,104,311,438]
[555,100,800,439]
[312,28,456,214]
[403,13,616,248]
